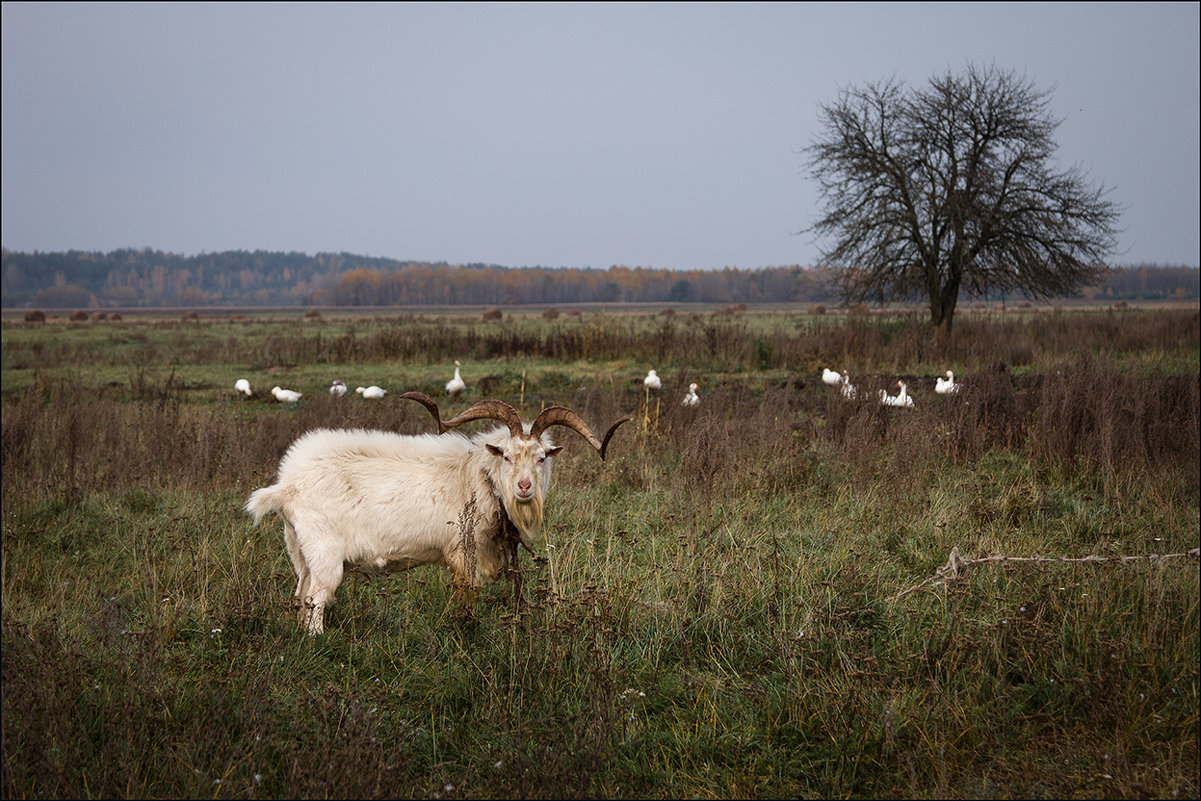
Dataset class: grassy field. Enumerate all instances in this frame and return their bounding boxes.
[2,305,1198,799]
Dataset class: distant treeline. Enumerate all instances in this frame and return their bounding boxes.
[1,247,1197,309]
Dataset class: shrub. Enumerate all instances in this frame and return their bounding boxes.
[304,308,322,319]
[542,307,560,320]
[69,310,88,322]
[23,310,45,323]
[809,304,826,315]
[482,307,504,321]
[181,311,200,322]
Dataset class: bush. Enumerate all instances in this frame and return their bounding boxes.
[23,310,45,323]
[69,310,88,322]
[482,307,504,321]
[542,307,560,320]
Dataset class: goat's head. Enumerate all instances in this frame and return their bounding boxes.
[401,392,630,542]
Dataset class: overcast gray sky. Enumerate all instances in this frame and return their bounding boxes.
[2,2,1198,270]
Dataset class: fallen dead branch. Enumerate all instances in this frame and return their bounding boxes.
[888,546,1201,603]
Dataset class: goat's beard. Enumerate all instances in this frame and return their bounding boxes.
[505,493,544,550]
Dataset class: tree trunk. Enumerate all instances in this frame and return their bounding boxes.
[935,313,954,339]
[930,281,960,337]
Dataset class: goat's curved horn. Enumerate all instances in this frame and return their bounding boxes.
[600,416,632,460]
[441,399,525,438]
[400,391,447,434]
[529,406,632,461]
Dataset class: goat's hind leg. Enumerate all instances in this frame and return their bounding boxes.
[297,535,344,636]
[283,520,311,619]
[284,518,343,635]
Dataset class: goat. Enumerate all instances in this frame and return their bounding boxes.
[245,392,630,633]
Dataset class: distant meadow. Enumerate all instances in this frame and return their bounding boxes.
[2,303,1198,798]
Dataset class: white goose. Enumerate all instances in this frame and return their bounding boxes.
[935,370,962,395]
[446,360,466,399]
[682,382,700,407]
[879,380,915,408]
[356,385,387,400]
[329,379,348,397]
[234,378,253,397]
[839,372,857,400]
[822,368,843,387]
[271,386,303,403]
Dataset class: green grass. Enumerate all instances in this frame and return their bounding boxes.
[2,306,1198,798]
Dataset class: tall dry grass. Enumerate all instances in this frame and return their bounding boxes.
[2,308,1197,799]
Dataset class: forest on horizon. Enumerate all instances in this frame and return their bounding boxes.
[2,247,1197,310]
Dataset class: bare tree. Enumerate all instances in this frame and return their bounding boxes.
[803,64,1122,333]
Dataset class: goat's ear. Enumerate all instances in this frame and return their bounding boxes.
[545,446,563,458]
[486,443,504,457]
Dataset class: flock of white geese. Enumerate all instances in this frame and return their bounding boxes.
[235,361,518,405]
[237,363,957,410]
[236,378,391,403]
[823,368,961,409]
[237,363,707,408]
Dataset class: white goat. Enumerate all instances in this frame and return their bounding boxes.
[245,392,629,634]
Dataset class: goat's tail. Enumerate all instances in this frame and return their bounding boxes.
[245,484,287,525]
